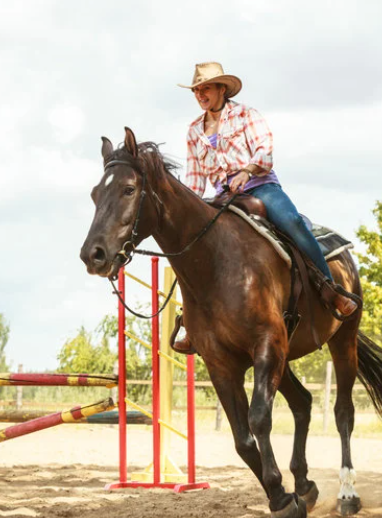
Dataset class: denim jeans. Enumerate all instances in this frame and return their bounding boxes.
[247,183,333,280]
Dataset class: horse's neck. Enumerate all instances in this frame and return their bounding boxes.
[152,175,218,278]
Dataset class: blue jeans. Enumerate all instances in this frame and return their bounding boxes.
[248,183,333,280]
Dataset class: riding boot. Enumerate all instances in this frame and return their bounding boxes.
[315,277,361,320]
[170,315,196,355]
[172,334,196,355]
[333,293,358,317]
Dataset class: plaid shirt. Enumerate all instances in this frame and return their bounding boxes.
[186,100,274,197]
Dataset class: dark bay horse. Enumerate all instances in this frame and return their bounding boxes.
[80,128,382,518]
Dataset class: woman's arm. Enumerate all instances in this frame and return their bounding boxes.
[244,107,274,174]
[185,130,207,197]
[230,107,274,193]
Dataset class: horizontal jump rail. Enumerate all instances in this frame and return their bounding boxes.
[0,409,151,425]
[0,398,115,442]
[0,373,118,388]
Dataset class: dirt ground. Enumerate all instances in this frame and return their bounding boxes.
[1,426,382,517]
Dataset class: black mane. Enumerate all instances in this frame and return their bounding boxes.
[107,141,179,181]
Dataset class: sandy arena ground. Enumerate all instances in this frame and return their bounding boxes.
[1,426,382,517]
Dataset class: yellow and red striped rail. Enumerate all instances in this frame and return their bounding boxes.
[0,373,117,388]
[0,398,115,442]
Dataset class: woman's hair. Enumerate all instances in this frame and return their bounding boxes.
[215,82,229,100]
[191,82,229,98]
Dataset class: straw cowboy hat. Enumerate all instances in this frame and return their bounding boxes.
[178,62,242,98]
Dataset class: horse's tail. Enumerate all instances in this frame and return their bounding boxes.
[357,330,382,417]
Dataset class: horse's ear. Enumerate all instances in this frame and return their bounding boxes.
[101,137,114,159]
[124,127,138,158]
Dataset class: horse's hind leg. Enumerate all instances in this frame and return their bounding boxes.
[249,326,307,518]
[328,320,362,516]
[278,364,319,510]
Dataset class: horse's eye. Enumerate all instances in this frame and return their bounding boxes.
[123,186,135,196]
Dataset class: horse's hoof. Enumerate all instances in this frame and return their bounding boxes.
[336,497,362,516]
[271,495,307,518]
[300,481,319,511]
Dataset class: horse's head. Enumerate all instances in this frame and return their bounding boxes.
[80,127,160,279]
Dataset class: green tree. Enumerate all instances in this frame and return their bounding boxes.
[356,201,382,345]
[57,326,117,373]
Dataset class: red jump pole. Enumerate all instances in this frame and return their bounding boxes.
[151,257,161,485]
[118,267,127,484]
[0,373,117,387]
[187,354,196,484]
[105,267,128,490]
[0,398,114,442]
[173,331,210,492]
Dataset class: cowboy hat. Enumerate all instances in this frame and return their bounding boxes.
[178,62,242,98]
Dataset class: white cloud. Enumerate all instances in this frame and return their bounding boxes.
[48,103,85,144]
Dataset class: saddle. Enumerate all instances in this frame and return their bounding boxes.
[207,192,267,218]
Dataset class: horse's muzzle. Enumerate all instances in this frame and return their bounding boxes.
[80,242,111,277]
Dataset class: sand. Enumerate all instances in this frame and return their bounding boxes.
[0,426,382,517]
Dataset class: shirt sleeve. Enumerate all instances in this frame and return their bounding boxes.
[245,108,274,173]
[185,129,207,197]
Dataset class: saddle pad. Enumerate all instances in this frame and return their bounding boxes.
[311,224,354,260]
[228,206,292,268]
[228,206,353,267]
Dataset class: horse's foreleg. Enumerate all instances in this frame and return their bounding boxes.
[278,365,318,510]
[207,363,266,492]
[249,334,307,518]
[329,326,362,516]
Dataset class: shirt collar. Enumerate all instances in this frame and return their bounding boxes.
[192,100,237,141]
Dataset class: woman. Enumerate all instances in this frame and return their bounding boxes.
[174,62,357,353]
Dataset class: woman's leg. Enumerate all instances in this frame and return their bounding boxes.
[248,183,333,280]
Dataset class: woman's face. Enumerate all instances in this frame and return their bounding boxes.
[193,83,225,112]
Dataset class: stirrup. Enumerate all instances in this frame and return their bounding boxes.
[169,314,196,355]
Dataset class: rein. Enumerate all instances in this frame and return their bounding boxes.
[134,191,240,259]
[104,158,239,319]
[110,276,178,319]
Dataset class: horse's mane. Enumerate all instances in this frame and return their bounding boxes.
[110,142,179,181]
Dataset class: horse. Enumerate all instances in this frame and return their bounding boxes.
[80,127,382,518]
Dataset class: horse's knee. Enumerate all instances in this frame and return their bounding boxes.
[235,433,257,458]
[289,393,312,428]
[249,403,272,438]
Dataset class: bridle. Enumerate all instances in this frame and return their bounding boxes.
[103,157,239,318]
[104,159,152,270]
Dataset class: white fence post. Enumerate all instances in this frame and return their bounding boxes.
[323,361,333,433]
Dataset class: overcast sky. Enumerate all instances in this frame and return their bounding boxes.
[1,0,381,371]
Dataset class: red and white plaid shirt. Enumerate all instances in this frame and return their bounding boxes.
[186,101,274,197]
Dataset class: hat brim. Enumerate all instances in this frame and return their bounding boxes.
[177,74,242,98]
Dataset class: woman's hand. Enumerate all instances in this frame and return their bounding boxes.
[230,171,250,193]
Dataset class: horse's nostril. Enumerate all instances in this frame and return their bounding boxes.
[91,246,106,264]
